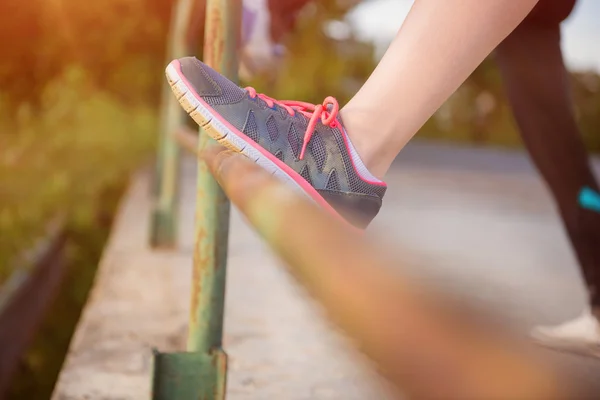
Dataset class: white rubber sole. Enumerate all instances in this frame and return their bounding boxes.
[531,310,600,359]
[165,62,311,202]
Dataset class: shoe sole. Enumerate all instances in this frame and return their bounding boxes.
[165,60,354,229]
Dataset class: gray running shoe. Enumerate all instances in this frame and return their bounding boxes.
[166,57,387,228]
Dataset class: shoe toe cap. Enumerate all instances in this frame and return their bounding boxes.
[177,57,245,105]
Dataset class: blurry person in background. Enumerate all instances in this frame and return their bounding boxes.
[216,0,600,347]
[494,0,600,346]
[239,0,281,79]
[239,0,312,80]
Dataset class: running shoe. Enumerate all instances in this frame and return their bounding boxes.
[166,57,387,229]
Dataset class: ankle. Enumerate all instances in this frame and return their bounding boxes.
[339,106,398,180]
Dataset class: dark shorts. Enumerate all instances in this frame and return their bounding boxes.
[523,0,577,27]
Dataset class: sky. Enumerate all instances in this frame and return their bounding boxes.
[347,0,600,73]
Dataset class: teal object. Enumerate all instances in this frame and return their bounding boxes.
[579,186,600,213]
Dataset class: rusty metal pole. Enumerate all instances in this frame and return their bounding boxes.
[187,0,240,355]
[151,1,240,399]
[152,0,242,400]
[150,0,197,248]
[198,146,572,400]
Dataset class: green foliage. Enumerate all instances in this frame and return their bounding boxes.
[0,67,156,282]
[7,183,123,400]
[572,72,600,151]
[0,64,156,400]
[0,0,165,393]
[244,1,378,105]
[0,0,164,396]
[0,0,172,110]
[418,58,600,152]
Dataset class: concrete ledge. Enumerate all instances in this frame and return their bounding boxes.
[52,171,192,399]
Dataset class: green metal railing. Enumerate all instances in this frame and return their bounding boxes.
[150,0,195,248]
[151,0,240,398]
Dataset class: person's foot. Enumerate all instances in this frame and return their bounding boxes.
[530,308,600,357]
[166,57,387,229]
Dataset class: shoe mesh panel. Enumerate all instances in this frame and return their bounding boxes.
[243,111,259,143]
[266,115,279,141]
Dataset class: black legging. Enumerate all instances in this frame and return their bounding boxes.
[495,0,600,307]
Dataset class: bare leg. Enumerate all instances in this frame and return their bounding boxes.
[341,0,540,179]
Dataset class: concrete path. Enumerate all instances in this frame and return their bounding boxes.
[52,141,600,399]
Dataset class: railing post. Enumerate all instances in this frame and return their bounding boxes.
[188,0,240,352]
[150,0,196,248]
[151,1,240,399]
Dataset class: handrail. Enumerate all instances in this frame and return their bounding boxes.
[196,144,571,400]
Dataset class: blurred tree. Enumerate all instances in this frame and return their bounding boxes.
[245,0,377,106]
[422,57,600,152]
[0,0,173,111]
[0,0,61,111]
[0,0,597,149]
[572,72,600,150]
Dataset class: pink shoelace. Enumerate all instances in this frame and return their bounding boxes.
[245,87,340,160]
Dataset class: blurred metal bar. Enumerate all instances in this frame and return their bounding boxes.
[200,145,570,400]
[150,0,196,248]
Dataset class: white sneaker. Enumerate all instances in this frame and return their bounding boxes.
[531,308,600,352]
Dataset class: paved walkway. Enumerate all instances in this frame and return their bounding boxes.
[53,141,600,399]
